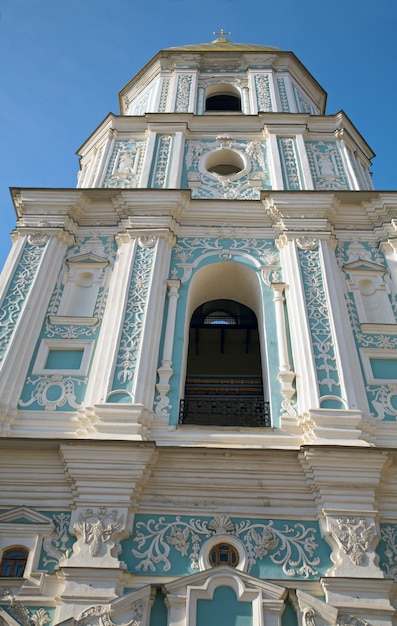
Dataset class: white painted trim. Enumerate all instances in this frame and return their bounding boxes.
[199,534,248,572]
[85,236,138,405]
[32,340,94,376]
[279,239,319,411]
[361,348,397,384]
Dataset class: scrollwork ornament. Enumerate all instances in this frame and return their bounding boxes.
[208,515,235,534]
[138,235,157,248]
[18,375,87,411]
[42,512,73,566]
[1,594,51,626]
[330,518,375,565]
[76,606,108,626]
[302,607,316,626]
[30,609,51,626]
[0,242,45,363]
[380,524,397,578]
[154,393,171,415]
[76,602,144,626]
[296,236,319,251]
[28,233,48,247]
[337,615,370,626]
[112,244,154,387]
[131,514,320,577]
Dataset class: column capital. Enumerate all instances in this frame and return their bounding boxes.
[270,281,286,294]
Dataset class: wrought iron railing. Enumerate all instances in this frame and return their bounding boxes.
[184,375,263,396]
[178,397,271,428]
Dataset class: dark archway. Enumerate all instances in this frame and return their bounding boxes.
[205,94,241,111]
[179,299,270,427]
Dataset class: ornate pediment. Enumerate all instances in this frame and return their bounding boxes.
[65,252,108,265]
[164,564,287,600]
[0,507,52,526]
[343,260,387,274]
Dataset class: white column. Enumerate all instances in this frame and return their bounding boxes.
[155,279,180,414]
[271,282,296,417]
[271,283,290,373]
[197,86,205,114]
[162,279,180,367]
[139,129,158,187]
[169,130,185,188]
[295,134,314,190]
[242,86,250,114]
[95,129,115,187]
[265,132,284,190]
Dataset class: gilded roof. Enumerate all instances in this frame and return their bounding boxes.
[166,37,281,53]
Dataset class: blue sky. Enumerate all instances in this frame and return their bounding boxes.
[0,0,396,270]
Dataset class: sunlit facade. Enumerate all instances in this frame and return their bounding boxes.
[1,35,397,626]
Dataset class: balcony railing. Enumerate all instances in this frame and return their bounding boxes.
[178,397,271,427]
[179,375,270,427]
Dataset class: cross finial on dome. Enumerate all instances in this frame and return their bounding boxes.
[212,29,232,42]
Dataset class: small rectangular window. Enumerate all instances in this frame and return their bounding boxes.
[45,349,84,371]
[32,340,94,376]
[370,358,397,380]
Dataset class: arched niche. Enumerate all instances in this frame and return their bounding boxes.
[205,83,242,112]
[179,261,270,427]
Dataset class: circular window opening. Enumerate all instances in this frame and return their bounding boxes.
[209,543,239,567]
[205,149,245,177]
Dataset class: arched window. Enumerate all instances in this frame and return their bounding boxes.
[0,547,28,577]
[179,298,270,427]
[205,84,242,112]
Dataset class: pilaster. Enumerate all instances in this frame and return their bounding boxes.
[0,232,73,424]
[38,438,156,616]
[58,442,158,598]
[321,579,395,626]
[318,239,370,416]
[277,234,319,412]
[83,233,138,407]
[299,447,388,578]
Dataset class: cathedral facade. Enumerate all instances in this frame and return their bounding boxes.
[1,34,397,626]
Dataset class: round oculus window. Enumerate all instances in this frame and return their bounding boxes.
[209,542,239,567]
[205,149,245,177]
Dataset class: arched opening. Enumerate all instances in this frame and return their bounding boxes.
[179,263,270,427]
[0,547,28,577]
[205,149,245,177]
[205,84,242,112]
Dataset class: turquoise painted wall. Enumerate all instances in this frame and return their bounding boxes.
[120,514,331,580]
[197,586,252,626]
[18,236,116,412]
[336,241,397,420]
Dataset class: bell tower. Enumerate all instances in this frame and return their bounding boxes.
[0,34,396,626]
